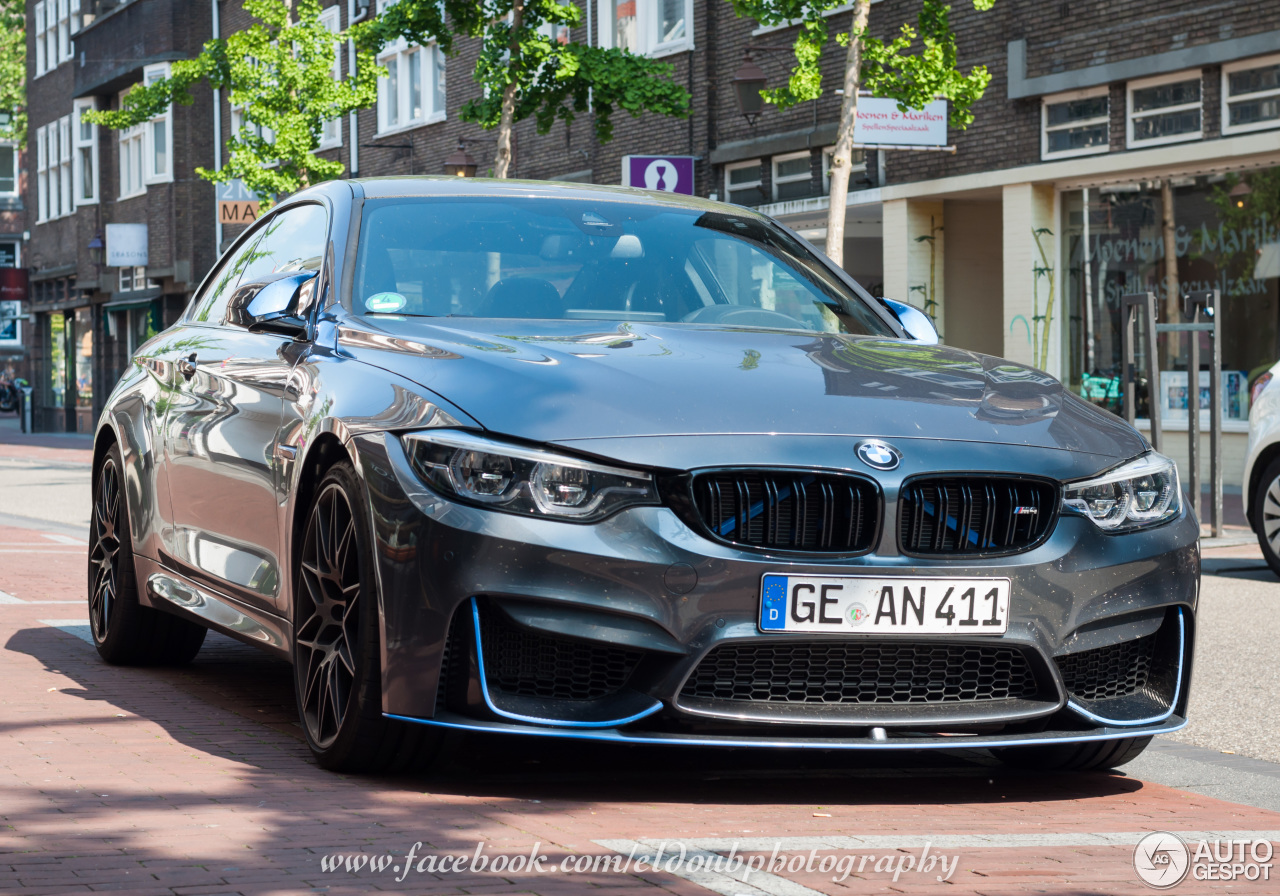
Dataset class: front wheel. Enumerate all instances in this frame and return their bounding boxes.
[292,462,439,772]
[992,736,1152,771]
[1252,457,1280,578]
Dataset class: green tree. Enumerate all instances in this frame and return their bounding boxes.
[86,0,378,205]
[728,0,995,266]
[0,0,26,146]
[356,0,690,178]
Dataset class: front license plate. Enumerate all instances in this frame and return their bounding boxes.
[759,574,1010,634]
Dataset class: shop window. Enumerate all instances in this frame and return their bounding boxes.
[598,0,693,57]
[772,151,814,202]
[1222,54,1280,136]
[73,98,99,205]
[1041,88,1109,159]
[1059,169,1280,428]
[0,145,16,196]
[318,6,343,150]
[376,0,446,135]
[73,305,93,414]
[725,160,764,207]
[1127,71,1202,148]
[48,311,67,409]
[0,241,18,267]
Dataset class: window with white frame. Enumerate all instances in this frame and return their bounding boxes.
[143,63,173,184]
[0,145,17,196]
[598,0,693,57]
[36,115,74,220]
[318,6,343,149]
[820,146,866,192]
[1041,88,1109,159]
[73,98,98,205]
[1222,54,1280,136]
[231,105,277,146]
[376,37,445,133]
[771,151,814,202]
[33,0,73,77]
[725,160,763,207]
[118,88,145,199]
[118,266,157,292]
[1127,71,1202,147]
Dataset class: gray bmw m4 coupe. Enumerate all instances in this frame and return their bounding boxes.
[91,178,1197,773]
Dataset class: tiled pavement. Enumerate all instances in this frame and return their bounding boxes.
[0,430,1278,896]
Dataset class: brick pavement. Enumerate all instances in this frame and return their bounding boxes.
[1,523,1279,895]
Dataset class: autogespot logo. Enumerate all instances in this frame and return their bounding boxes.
[856,439,901,471]
[1134,832,1191,889]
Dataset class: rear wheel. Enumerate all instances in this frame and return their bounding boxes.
[993,736,1152,771]
[293,461,439,772]
[88,443,207,665]
[1252,457,1280,577]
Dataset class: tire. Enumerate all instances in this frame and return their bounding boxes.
[88,443,207,665]
[1252,456,1280,578]
[292,461,439,773]
[993,735,1152,771]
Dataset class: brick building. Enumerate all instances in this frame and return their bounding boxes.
[20,0,1280,487]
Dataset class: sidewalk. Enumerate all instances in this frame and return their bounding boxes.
[0,414,94,465]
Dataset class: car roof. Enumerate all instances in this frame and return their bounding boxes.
[346,175,746,215]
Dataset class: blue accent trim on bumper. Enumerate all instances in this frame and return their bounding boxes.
[470,598,664,729]
[1065,607,1185,727]
[388,710,1187,750]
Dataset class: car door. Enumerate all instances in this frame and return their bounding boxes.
[163,203,330,612]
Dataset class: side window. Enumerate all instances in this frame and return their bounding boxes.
[237,203,329,285]
[188,231,268,325]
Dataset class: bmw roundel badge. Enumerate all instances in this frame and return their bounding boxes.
[855,439,902,471]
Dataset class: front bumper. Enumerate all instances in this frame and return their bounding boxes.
[355,432,1199,748]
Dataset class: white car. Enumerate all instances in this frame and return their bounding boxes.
[1243,361,1280,575]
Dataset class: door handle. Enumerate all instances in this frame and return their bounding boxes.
[177,353,199,381]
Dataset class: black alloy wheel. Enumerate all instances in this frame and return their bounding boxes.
[88,443,206,666]
[296,479,363,750]
[292,461,439,771]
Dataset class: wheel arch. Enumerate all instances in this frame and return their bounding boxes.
[1245,440,1280,528]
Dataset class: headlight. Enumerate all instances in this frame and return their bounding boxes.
[401,430,659,522]
[1063,452,1182,532]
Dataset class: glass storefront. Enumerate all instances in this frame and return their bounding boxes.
[48,311,67,409]
[1060,165,1280,421]
[73,306,94,418]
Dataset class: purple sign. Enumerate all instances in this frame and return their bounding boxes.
[623,155,695,195]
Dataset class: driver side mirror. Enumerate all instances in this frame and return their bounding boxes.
[882,298,940,344]
[226,270,318,336]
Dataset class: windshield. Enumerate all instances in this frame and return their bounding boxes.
[351,197,895,337]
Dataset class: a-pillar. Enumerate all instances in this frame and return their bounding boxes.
[882,199,945,340]
[1001,183,1059,375]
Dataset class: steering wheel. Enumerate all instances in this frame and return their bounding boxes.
[681,304,810,329]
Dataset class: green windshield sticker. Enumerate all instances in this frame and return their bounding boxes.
[365,292,407,313]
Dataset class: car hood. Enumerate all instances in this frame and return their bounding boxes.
[337,317,1148,461]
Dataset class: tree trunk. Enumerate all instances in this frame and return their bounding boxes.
[823,0,871,267]
[493,0,523,178]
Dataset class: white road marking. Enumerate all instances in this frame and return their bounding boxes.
[42,533,87,545]
[0,590,23,604]
[39,619,93,644]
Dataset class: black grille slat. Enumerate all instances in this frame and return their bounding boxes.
[681,642,1039,705]
[899,477,1056,556]
[478,605,641,702]
[692,470,878,553]
[1056,634,1157,702]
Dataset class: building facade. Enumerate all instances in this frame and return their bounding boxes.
[21,0,1280,489]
